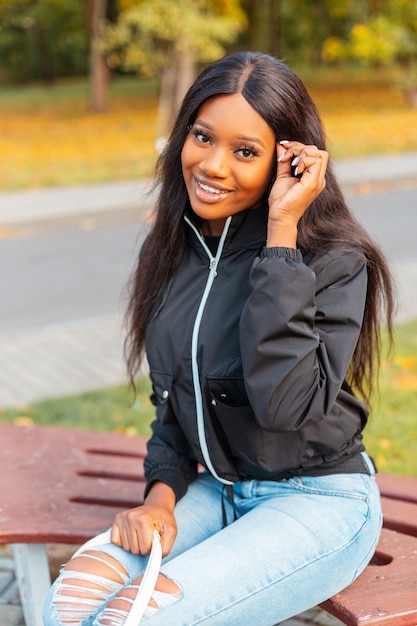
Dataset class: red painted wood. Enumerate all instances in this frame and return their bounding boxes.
[0,423,147,544]
[321,528,417,625]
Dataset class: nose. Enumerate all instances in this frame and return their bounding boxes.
[200,145,230,178]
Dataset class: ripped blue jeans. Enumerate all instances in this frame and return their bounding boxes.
[44,453,382,626]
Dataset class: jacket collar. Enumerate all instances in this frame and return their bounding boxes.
[184,205,268,253]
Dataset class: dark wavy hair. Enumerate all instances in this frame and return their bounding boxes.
[125,51,395,403]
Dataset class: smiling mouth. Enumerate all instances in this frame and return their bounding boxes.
[194,178,232,202]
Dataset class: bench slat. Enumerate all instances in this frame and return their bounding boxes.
[0,424,146,544]
[377,473,417,503]
[321,527,417,625]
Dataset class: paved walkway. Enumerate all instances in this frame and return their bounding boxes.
[1,152,417,625]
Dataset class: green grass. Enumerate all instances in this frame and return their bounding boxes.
[0,377,154,438]
[1,318,416,477]
[0,75,158,109]
[363,319,417,477]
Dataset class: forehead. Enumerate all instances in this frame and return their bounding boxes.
[195,93,275,144]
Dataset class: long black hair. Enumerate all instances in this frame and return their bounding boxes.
[125,51,395,402]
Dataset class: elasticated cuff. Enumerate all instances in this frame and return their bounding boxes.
[144,469,189,503]
[260,246,302,260]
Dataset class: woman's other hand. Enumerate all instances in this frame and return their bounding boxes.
[111,482,177,557]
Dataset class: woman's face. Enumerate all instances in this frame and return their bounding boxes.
[181,92,276,236]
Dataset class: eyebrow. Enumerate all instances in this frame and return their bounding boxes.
[194,119,267,149]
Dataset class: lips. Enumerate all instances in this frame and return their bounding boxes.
[194,177,232,203]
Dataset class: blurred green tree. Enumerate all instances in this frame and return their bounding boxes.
[322,0,417,105]
[99,0,246,144]
[240,0,366,66]
[0,0,88,82]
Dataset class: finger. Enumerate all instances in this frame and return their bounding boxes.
[278,140,308,161]
[296,156,327,192]
[277,142,316,178]
[114,512,139,553]
[125,525,141,555]
[159,522,177,557]
[111,522,122,546]
[276,143,292,177]
[293,149,328,178]
[119,524,132,552]
[137,524,155,555]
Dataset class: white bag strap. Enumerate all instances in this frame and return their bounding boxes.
[124,530,162,625]
[72,528,163,625]
[72,528,113,558]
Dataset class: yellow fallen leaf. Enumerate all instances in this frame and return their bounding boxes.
[394,374,417,390]
[13,416,34,426]
[379,438,391,450]
[375,453,387,468]
[393,355,417,371]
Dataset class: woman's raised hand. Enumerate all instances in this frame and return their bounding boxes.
[266,141,329,248]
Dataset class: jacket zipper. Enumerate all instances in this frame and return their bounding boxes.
[184,215,234,485]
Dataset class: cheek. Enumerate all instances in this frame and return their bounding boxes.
[181,140,195,177]
[239,164,274,197]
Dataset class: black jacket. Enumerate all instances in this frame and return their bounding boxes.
[144,207,369,501]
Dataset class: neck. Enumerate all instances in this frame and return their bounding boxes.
[201,218,228,237]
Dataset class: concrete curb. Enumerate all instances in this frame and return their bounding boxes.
[0,180,154,225]
[333,151,417,186]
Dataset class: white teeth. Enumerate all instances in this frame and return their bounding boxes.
[197,180,227,195]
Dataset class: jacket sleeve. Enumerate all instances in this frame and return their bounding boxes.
[239,246,368,432]
[144,407,198,502]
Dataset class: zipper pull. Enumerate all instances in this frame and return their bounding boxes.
[209,257,217,277]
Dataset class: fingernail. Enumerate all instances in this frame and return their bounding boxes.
[277,153,285,162]
[291,156,299,166]
[294,166,299,176]
[279,140,289,144]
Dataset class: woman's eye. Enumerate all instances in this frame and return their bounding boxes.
[192,129,211,144]
[236,146,259,158]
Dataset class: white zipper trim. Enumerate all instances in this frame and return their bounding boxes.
[184,215,234,485]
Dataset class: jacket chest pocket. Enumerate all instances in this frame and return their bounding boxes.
[207,377,249,410]
[206,376,308,470]
[206,377,265,458]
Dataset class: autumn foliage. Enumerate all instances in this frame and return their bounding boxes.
[0,69,417,191]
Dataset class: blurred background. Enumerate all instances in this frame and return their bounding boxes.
[0,0,416,473]
[1,0,417,188]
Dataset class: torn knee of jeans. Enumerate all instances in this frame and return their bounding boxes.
[99,573,182,624]
[52,550,129,624]
[149,573,182,611]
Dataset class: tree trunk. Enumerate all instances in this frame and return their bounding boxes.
[244,0,259,51]
[33,23,54,83]
[86,0,110,113]
[155,47,196,150]
[266,0,281,57]
[406,88,417,108]
[173,49,196,113]
[243,0,281,57]
[155,57,178,151]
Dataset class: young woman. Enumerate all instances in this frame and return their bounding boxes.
[44,51,395,626]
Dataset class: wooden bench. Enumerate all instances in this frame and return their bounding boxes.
[0,423,146,626]
[1,423,416,626]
